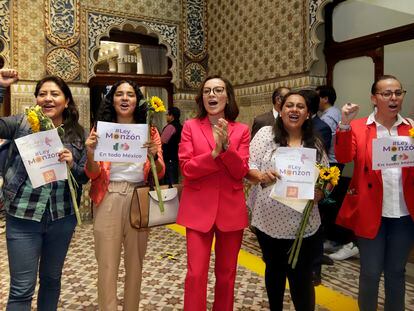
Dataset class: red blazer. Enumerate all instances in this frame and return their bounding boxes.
[177,118,250,233]
[335,117,414,239]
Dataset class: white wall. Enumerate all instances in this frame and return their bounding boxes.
[384,39,414,119]
[333,0,414,42]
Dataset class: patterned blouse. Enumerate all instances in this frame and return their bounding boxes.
[248,126,329,239]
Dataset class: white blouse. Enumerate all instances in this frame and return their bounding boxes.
[248,126,329,239]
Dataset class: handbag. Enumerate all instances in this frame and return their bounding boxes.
[130,182,182,229]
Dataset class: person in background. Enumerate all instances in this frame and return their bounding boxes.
[316,85,359,261]
[247,91,328,311]
[0,69,88,310]
[85,80,165,311]
[300,89,334,286]
[335,75,414,311]
[251,86,290,138]
[301,89,331,153]
[177,75,250,311]
[161,106,182,185]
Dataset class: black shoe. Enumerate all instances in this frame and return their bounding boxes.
[321,255,334,266]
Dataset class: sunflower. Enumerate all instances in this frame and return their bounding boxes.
[409,127,414,138]
[27,110,40,132]
[150,96,166,112]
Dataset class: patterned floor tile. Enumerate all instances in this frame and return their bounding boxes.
[0,222,413,310]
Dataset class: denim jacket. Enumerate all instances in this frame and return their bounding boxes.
[0,114,89,207]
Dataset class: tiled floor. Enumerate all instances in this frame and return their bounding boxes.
[0,221,413,310]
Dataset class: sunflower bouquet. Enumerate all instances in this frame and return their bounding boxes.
[139,96,166,213]
[288,165,340,269]
[409,127,414,138]
[25,105,82,225]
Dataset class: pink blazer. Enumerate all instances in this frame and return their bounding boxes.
[335,118,414,239]
[177,118,250,233]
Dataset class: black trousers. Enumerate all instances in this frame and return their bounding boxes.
[255,228,318,311]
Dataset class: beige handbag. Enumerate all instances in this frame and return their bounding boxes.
[130,184,182,229]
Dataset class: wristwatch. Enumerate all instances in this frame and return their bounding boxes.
[338,122,351,131]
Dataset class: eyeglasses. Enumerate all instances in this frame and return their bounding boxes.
[375,90,407,99]
[202,86,225,96]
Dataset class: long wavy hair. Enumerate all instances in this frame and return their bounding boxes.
[273,91,324,162]
[96,80,146,124]
[34,76,85,141]
[195,75,239,121]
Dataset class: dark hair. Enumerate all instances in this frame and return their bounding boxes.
[195,75,239,121]
[272,87,290,105]
[34,76,84,141]
[316,85,337,106]
[273,91,324,162]
[370,75,401,95]
[96,80,146,124]
[299,89,319,115]
[168,106,181,121]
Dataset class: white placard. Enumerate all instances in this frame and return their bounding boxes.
[372,136,414,170]
[94,121,148,163]
[15,129,67,188]
[269,147,317,201]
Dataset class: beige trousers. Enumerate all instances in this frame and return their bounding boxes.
[93,181,149,311]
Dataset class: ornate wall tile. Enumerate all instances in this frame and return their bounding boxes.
[45,0,80,47]
[207,0,308,85]
[0,0,11,67]
[184,0,207,61]
[11,0,46,79]
[184,62,206,89]
[85,0,182,22]
[46,47,80,81]
[308,0,332,69]
[86,11,181,87]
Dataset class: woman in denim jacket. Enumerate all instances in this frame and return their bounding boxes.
[0,69,88,311]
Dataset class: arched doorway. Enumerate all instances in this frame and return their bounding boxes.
[88,29,174,130]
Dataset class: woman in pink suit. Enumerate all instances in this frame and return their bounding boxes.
[335,75,414,311]
[177,75,250,310]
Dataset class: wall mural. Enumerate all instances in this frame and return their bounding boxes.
[45,0,81,81]
[183,0,207,89]
[46,47,80,81]
[87,11,180,87]
[0,0,11,67]
[45,0,80,46]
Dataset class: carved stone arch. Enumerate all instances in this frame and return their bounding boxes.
[308,0,333,69]
[87,12,180,87]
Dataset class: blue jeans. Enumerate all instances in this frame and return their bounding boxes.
[6,212,76,311]
[357,216,414,311]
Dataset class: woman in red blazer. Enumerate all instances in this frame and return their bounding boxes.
[335,75,414,311]
[177,75,250,310]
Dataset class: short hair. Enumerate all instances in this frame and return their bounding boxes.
[370,75,401,95]
[195,75,239,121]
[316,85,337,105]
[168,106,181,121]
[272,87,290,105]
[299,89,319,115]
